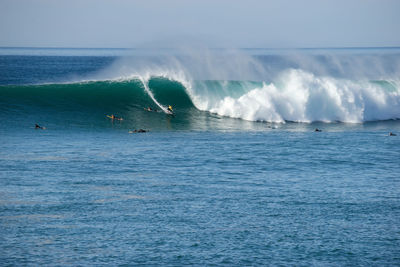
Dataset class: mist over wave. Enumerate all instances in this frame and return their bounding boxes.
[88,48,400,123]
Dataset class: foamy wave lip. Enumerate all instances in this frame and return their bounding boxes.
[209,69,400,123]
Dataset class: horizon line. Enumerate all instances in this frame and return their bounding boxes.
[1,46,400,50]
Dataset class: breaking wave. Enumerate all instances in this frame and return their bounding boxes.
[0,70,399,124]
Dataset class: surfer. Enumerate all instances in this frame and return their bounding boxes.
[389,132,397,136]
[35,124,45,130]
[107,114,123,121]
[168,105,173,113]
[129,129,148,133]
[314,128,322,132]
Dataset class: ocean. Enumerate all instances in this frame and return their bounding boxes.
[0,47,399,265]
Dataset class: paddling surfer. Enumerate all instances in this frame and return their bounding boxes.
[35,124,46,129]
[129,129,148,133]
[108,114,123,121]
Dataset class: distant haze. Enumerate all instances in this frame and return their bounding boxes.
[0,0,399,48]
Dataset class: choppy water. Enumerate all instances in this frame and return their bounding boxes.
[0,48,399,265]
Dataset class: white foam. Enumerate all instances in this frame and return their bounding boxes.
[208,69,400,123]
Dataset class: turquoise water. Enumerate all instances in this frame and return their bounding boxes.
[0,48,400,265]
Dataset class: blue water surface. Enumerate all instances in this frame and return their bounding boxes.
[1,125,399,265]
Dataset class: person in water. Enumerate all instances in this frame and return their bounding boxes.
[145,107,153,112]
[129,129,147,133]
[314,128,322,132]
[109,114,123,121]
[389,132,397,136]
[168,105,173,113]
[35,124,45,129]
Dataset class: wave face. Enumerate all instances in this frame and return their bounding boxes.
[0,77,199,130]
[1,48,400,128]
[0,77,194,111]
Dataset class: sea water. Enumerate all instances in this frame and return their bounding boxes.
[0,47,399,265]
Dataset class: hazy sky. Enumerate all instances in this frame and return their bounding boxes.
[1,0,399,48]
